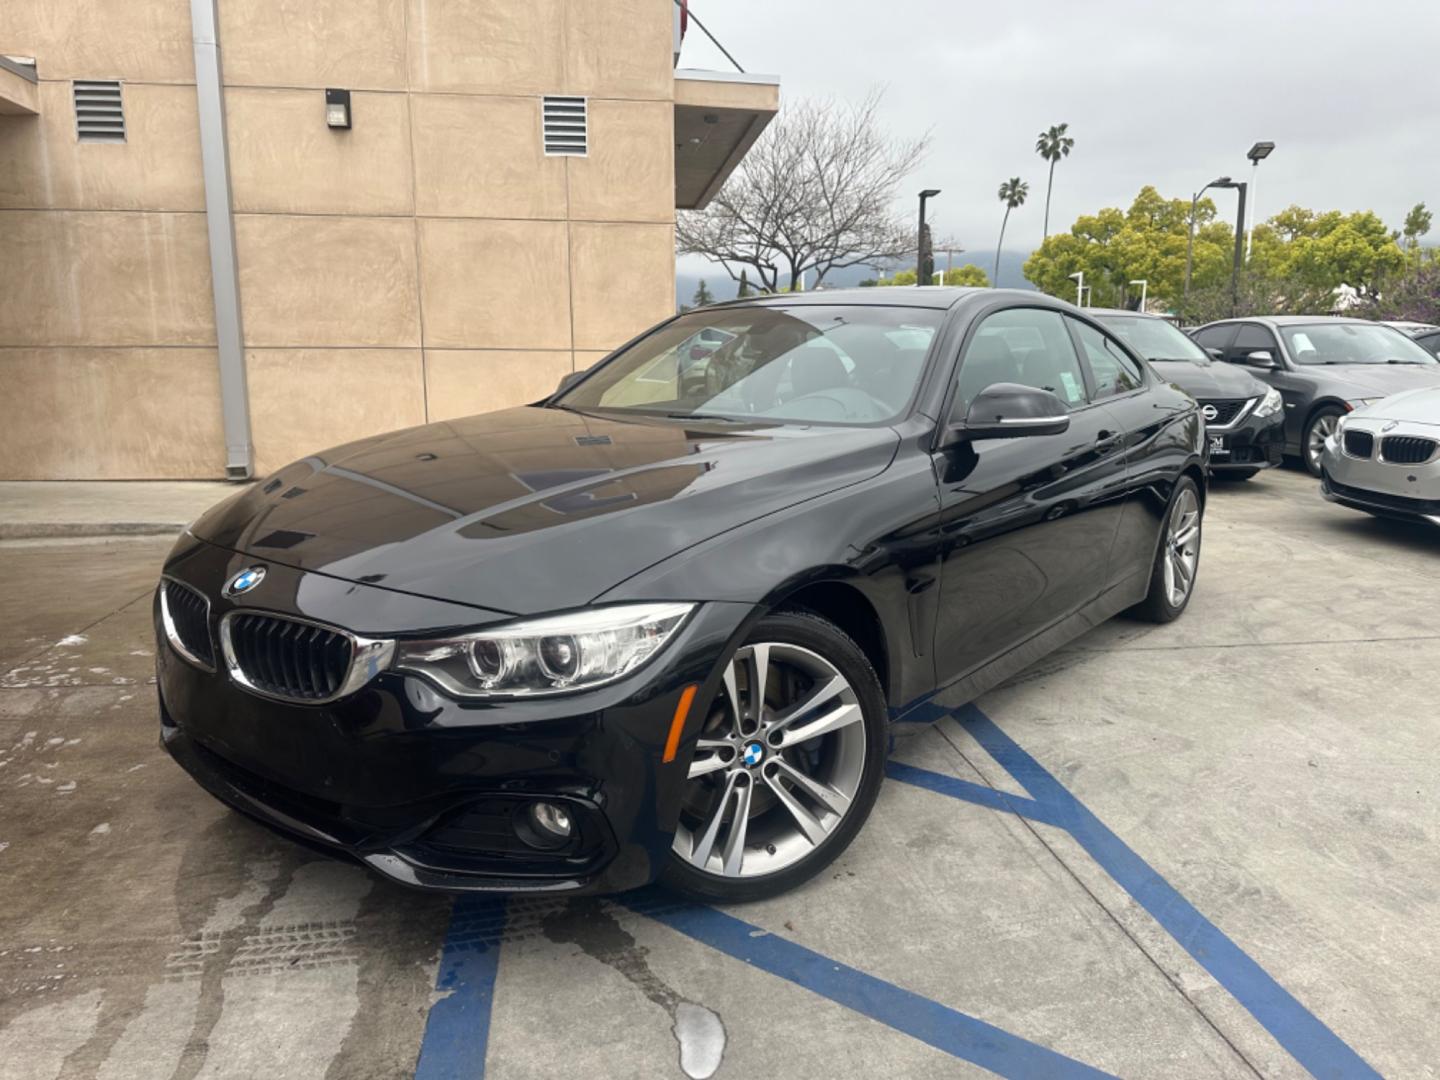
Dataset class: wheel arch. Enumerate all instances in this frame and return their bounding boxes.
[768,578,892,706]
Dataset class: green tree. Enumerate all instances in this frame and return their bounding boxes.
[1402,202,1432,266]
[994,178,1029,283]
[1034,123,1074,239]
[943,264,991,287]
[1024,186,1230,308]
[691,279,715,307]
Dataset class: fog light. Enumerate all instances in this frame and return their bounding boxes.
[518,801,574,850]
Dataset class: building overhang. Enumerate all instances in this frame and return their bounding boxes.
[673,69,779,211]
[0,56,39,115]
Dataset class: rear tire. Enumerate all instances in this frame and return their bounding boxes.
[661,610,887,903]
[1130,476,1203,624]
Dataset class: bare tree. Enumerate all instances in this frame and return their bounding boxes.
[676,91,928,292]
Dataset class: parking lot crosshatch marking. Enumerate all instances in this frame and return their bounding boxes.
[887,703,1383,1080]
[415,704,1382,1080]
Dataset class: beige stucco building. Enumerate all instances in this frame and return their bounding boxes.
[0,0,776,479]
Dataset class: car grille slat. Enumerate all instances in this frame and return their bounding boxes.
[163,581,215,667]
[227,613,354,703]
[1343,430,1374,458]
[1198,398,1248,426]
[1380,435,1436,465]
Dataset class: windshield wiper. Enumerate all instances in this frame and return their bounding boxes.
[1386,358,1424,365]
[664,411,747,422]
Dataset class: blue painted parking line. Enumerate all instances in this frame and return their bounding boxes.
[415,895,508,1080]
[621,889,1117,1079]
[886,759,1069,828]
[890,703,1382,1080]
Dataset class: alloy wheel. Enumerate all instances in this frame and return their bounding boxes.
[1161,487,1201,607]
[672,643,867,879]
[1307,413,1339,472]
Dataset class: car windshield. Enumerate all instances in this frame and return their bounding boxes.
[1281,323,1439,366]
[1095,314,1209,365]
[554,305,943,425]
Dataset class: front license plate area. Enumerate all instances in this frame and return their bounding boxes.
[1209,434,1229,456]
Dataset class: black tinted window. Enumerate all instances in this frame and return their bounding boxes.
[955,308,1088,416]
[1230,324,1278,356]
[1069,318,1144,398]
[1192,324,1236,351]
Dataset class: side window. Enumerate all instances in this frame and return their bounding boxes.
[954,308,1088,417]
[1192,324,1236,353]
[1069,319,1144,399]
[1227,323,1279,362]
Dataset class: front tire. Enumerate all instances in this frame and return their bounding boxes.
[1130,476,1203,624]
[1303,407,1344,477]
[661,610,887,903]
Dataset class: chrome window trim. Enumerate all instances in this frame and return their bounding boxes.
[1202,397,1256,432]
[218,609,394,706]
[159,576,216,673]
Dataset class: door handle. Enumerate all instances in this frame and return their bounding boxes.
[1095,429,1122,449]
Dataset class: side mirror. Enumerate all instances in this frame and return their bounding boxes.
[1243,349,1276,369]
[555,369,587,394]
[1205,347,1224,361]
[942,382,1071,446]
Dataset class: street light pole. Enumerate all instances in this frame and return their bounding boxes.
[1068,270,1084,306]
[1245,141,1275,263]
[1184,175,1234,301]
[918,189,940,287]
[1129,279,1148,312]
[1229,181,1248,317]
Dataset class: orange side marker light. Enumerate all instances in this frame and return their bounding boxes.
[662,684,699,764]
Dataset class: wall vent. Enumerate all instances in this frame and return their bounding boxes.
[74,80,125,142]
[542,96,587,156]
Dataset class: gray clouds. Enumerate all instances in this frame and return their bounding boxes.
[678,0,1440,260]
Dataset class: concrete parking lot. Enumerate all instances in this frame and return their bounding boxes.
[1,467,1436,1079]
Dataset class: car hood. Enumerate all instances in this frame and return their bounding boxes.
[1149,360,1265,399]
[1351,386,1440,427]
[191,407,900,616]
[1310,363,1440,398]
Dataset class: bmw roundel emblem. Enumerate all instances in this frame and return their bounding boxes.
[1201,404,1219,422]
[742,741,765,767]
[225,566,266,597]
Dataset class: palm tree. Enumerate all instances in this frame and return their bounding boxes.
[994,178,1029,283]
[1035,123,1075,239]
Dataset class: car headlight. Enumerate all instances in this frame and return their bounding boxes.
[1252,387,1284,418]
[392,602,695,698]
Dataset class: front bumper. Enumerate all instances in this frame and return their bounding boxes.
[157,534,754,894]
[1320,427,1440,524]
[1205,406,1285,472]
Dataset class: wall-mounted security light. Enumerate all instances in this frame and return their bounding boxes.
[325,88,351,130]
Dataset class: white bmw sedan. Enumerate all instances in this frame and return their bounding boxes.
[1321,387,1440,525]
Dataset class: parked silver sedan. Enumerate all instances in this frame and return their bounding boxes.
[1321,387,1440,525]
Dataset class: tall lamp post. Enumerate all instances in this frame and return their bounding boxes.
[1184,176,1233,301]
[917,189,941,286]
[1227,181,1248,316]
[1245,141,1275,262]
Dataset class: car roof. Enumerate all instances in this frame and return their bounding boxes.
[1086,307,1164,318]
[1200,315,1379,327]
[708,286,1041,312]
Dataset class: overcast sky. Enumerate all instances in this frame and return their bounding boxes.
[677,0,1440,279]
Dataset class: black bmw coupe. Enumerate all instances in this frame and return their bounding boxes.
[157,288,1206,902]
